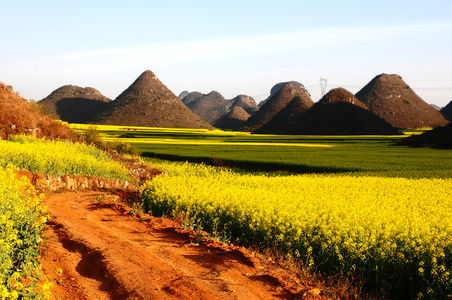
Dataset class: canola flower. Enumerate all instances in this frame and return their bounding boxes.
[0,167,48,299]
[102,137,334,148]
[70,123,247,136]
[141,161,452,299]
[0,135,131,181]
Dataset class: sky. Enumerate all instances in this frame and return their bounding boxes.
[1,0,452,107]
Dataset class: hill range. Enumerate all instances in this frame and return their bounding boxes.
[244,75,448,134]
[180,91,258,124]
[35,71,449,134]
[39,71,213,130]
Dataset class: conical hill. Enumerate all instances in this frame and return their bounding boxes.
[38,85,111,123]
[440,100,452,122]
[95,71,213,129]
[213,106,251,130]
[181,91,230,124]
[355,74,448,129]
[258,81,306,107]
[241,83,312,132]
[318,87,367,109]
[286,88,400,135]
[230,95,259,115]
[255,94,314,134]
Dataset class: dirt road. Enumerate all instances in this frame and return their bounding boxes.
[40,192,323,299]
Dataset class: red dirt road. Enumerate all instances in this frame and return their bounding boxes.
[41,192,323,299]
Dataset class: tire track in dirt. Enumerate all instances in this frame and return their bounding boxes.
[41,192,315,299]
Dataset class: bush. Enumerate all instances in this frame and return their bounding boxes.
[78,125,137,156]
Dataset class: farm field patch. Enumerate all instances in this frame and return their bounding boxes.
[0,134,131,180]
[71,124,452,298]
[72,124,452,179]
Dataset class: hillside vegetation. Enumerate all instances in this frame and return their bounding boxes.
[0,83,75,141]
[398,123,452,149]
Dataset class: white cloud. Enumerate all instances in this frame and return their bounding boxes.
[3,22,452,104]
[7,22,452,73]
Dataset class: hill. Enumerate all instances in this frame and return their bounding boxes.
[283,88,400,135]
[0,83,76,140]
[38,85,111,123]
[230,95,259,115]
[258,81,306,107]
[430,104,442,111]
[178,90,190,100]
[213,106,251,130]
[241,83,312,132]
[94,71,213,129]
[180,91,259,124]
[440,100,452,121]
[318,87,368,108]
[254,94,314,134]
[181,91,231,124]
[397,123,452,149]
[355,74,448,129]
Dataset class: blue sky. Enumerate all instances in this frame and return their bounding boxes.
[2,0,452,106]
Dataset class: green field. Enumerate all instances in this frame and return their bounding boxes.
[72,124,452,179]
[70,124,452,298]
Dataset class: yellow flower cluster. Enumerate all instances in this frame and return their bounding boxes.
[0,167,48,299]
[141,161,452,299]
[70,123,246,135]
[0,135,130,181]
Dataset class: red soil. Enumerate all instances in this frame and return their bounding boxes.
[40,191,326,299]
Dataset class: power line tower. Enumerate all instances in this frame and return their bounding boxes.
[320,77,328,97]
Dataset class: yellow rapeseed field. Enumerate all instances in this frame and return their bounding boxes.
[141,161,452,299]
[0,167,49,299]
[0,135,130,180]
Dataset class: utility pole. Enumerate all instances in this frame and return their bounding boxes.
[320,77,328,97]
